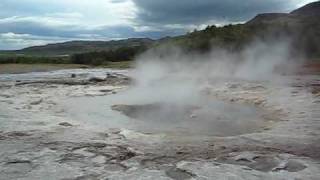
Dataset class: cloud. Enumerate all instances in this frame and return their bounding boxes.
[132,0,313,26]
[0,21,181,50]
[0,0,147,49]
[0,0,136,25]
[0,16,78,38]
[0,14,178,39]
[0,32,69,50]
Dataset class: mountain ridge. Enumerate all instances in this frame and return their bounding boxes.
[1,38,155,56]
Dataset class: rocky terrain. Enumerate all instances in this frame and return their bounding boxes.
[0,68,319,179]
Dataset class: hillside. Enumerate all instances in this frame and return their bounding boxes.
[291,1,320,16]
[161,1,320,58]
[0,38,154,56]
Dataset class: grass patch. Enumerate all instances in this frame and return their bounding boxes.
[100,61,133,69]
[0,55,71,64]
[0,53,135,68]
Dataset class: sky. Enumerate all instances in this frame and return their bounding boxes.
[0,0,316,50]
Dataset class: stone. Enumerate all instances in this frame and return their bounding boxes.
[59,122,73,127]
[89,77,106,83]
[30,99,43,105]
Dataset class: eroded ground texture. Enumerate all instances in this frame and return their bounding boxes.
[0,68,319,180]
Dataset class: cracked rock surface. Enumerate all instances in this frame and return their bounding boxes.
[0,69,320,180]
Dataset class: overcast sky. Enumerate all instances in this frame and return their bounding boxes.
[0,0,316,50]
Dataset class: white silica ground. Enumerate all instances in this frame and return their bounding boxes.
[0,68,319,180]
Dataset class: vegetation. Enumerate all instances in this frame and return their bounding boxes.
[0,55,71,64]
[70,45,148,65]
[0,38,152,67]
[0,45,146,66]
[159,24,253,53]
[155,11,320,59]
[100,61,133,69]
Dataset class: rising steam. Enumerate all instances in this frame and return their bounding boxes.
[127,39,298,104]
[111,39,300,135]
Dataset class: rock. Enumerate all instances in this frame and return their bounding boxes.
[30,99,43,105]
[6,160,32,164]
[105,75,132,86]
[176,151,185,155]
[91,155,107,164]
[89,77,106,83]
[73,148,95,157]
[0,94,12,98]
[166,168,195,180]
[99,89,113,93]
[106,73,117,78]
[0,135,5,140]
[59,122,73,127]
[6,131,31,137]
[190,113,197,118]
[227,83,239,89]
[272,160,307,172]
[119,151,136,161]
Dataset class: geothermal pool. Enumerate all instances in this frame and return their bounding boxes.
[62,91,271,137]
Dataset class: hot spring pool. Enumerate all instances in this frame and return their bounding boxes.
[61,89,272,137]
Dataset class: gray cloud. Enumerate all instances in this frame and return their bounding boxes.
[0,32,70,50]
[0,16,180,39]
[132,0,301,26]
[0,16,183,49]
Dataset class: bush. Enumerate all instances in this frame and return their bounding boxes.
[0,55,71,64]
[71,45,147,65]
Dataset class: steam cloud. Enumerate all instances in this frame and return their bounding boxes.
[111,39,301,135]
[127,39,298,104]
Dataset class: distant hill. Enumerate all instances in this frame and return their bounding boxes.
[1,38,154,56]
[291,1,320,16]
[248,1,320,25]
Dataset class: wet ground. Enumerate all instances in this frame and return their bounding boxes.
[0,68,320,179]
